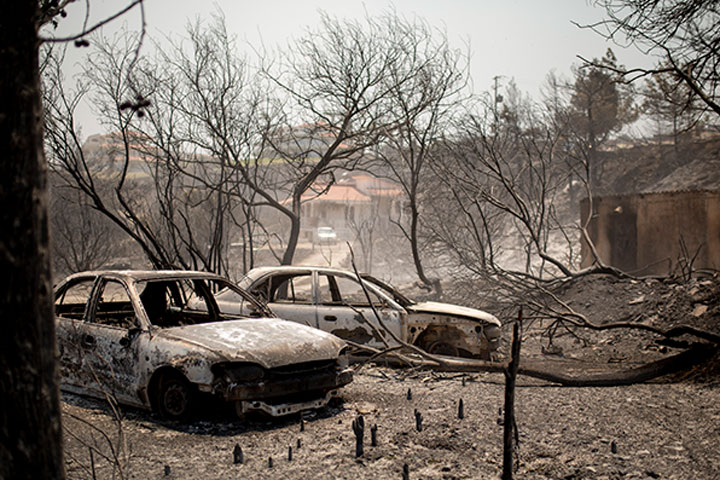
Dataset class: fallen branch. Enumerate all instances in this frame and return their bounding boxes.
[516,343,716,387]
[527,282,720,346]
[352,342,716,387]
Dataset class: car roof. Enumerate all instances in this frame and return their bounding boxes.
[62,270,227,283]
[244,265,367,279]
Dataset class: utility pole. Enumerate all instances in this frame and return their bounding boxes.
[492,75,505,133]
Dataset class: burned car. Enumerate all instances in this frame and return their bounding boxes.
[214,266,502,360]
[53,270,352,420]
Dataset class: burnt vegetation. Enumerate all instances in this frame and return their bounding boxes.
[3,1,720,479]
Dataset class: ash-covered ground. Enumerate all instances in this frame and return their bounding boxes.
[61,274,720,479]
[62,366,720,480]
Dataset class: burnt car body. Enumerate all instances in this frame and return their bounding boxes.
[54,270,352,420]
[214,266,502,359]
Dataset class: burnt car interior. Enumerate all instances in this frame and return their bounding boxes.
[55,276,265,329]
[317,274,387,307]
[139,279,222,327]
[95,280,136,328]
[250,273,313,304]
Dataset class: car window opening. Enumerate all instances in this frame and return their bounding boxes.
[94,280,136,328]
[139,280,218,327]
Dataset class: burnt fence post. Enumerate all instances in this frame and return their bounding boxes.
[502,311,522,480]
[352,415,365,457]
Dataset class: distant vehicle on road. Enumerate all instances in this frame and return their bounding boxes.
[215,266,503,360]
[316,227,337,242]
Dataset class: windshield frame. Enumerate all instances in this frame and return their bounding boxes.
[360,274,413,307]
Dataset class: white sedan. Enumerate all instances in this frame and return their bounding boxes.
[216,266,502,360]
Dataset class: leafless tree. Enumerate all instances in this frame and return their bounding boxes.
[134,15,286,275]
[262,11,453,264]
[43,31,236,274]
[432,85,577,280]
[587,0,720,119]
[47,11,480,274]
[423,80,630,329]
[370,14,470,293]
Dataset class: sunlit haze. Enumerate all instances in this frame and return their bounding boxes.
[50,0,655,137]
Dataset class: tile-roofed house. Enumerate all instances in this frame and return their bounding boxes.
[298,172,404,242]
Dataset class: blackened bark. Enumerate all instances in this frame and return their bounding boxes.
[0,3,65,479]
[281,203,301,265]
[408,199,442,296]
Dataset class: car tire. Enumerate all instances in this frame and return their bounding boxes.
[155,370,196,421]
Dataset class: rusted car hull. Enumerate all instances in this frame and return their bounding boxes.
[54,270,353,420]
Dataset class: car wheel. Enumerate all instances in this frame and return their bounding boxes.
[156,371,196,421]
[426,340,460,357]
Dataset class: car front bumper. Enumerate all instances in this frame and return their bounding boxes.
[237,388,344,416]
[215,367,353,416]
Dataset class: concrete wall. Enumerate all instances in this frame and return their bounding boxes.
[581,191,720,275]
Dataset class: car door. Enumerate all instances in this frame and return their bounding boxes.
[55,276,97,389]
[248,271,319,328]
[78,278,144,405]
[316,272,404,349]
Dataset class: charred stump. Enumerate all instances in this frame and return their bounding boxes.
[352,415,365,457]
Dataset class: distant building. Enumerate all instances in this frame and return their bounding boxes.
[298,172,404,242]
[581,190,720,275]
[82,131,215,182]
[82,132,156,178]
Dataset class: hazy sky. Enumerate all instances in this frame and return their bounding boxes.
[52,0,655,137]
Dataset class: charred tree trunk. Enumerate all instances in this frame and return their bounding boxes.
[281,200,302,266]
[0,3,65,478]
[409,199,441,295]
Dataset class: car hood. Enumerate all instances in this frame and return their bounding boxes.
[155,318,346,369]
[407,301,501,326]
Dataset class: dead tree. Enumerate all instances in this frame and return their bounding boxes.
[370,15,470,294]
[262,11,460,264]
[429,82,626,284]
[136,16,286,273]
[1,1,146,478]
[43,33,235,274]
[587,1,720,119]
